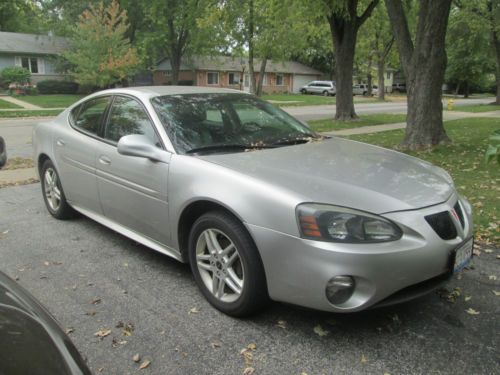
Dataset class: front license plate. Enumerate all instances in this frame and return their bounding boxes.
[453,238,473,273]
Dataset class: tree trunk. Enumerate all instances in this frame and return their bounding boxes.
[377,59,385,100]
[329,19,358,120]
[170,49,181,85]
[464,81,469,98]
[367,56,373,96]
[386,0,452,149]
[326,0,380,121]
[493,27,500,104]
[256,58,268,97]
[247,0,256,95]
[454,82,461,96]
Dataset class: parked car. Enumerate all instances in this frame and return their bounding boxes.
[33,87,473,317]
[392,83,406,93]
[300,81,336,96]
[0,270,91,374]
[352,84,370,96]
[0,136,6,168]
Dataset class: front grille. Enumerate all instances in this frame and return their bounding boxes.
[425,211,457,240]
[454,202,465,228]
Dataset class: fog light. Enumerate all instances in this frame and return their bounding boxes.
[325,276,355,305]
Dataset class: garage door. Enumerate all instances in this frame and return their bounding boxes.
[293,75,315,93]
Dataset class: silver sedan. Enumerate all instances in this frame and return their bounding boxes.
[33,87,473,316]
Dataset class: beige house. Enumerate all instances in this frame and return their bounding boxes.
[154,55,324,94]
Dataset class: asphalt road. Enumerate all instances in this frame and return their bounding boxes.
[0,97,496,159]
[0,184,498,374]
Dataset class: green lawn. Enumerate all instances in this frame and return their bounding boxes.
[308,113,406,132]
[0,109,62,118]
[347,117,500,244]
[13,94,83,108]
[450,104,500,113]
[263,93,376,107]
[0,98,22,109]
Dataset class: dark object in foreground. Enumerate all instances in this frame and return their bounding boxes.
[0,136,6,168]
[0,270,91,375]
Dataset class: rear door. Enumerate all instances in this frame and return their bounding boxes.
[54,96,111,214]
[94,95,171,245]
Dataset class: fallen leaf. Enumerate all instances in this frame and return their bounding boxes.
[243,367,255,375]
[210,341,221,349]
[361,354,368,364]
[489,275,497,280]
[111,338,127,347]
[91,298,102,305]
[139,359,151,369]
[94,329,112,338]
[85,311,97,316]
[133,354,140,363]
[189,307,200,314]
[465,296,472,302]
[497,255,500,259]
[484,249,493,253]
[247,343,257,350]
[43,261,50,266]
[122,322,134,336]
[66,327,74,334]
[276,320,287,329]
[313,324,329,337]
[493,290,500,296]
[465,308,480,315]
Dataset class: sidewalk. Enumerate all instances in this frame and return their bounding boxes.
[0,96,43,110]
[1,109,499,188]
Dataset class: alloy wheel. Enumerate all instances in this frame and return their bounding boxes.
[44,167,61,211]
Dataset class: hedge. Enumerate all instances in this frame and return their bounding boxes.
[37,80,79,94]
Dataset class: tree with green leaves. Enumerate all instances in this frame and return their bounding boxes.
[356,1,395,100]
[385,0,452,149]
[63,1,140,88]
[0,0,47,33]
[446,3,494,98]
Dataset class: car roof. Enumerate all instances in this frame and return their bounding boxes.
[94,86,246,98]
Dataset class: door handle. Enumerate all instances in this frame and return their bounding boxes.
[56,139,66,146]
[98,156,111,165]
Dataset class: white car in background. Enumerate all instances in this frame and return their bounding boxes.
[300,81,336,96]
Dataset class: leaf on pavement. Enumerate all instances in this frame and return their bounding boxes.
[43,261,50,266]
[189,307,200,314]
[493,290,500,296]
[465,308,480,315]
[90,298,102,305]
[133,354,140,363]
[139,359,151,369]
[484,249,493,253]
[313,324,329,337]
[66,327,74,334]
[361,354,368,364]
[489,275,497,280]
[464,296,472,302]
[94,329,112,338]
[276,320,287,329]
[243,367,255,375]
[210,341,222,349]
[247,343,257,350]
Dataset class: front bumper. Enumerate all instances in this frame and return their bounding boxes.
[246,194,473,313]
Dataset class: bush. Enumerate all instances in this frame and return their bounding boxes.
[1,67,31,85]
[37,80,79,94]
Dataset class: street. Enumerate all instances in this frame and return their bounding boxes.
[0,97,496,159]
[0,184,498,374]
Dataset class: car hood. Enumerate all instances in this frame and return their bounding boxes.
[199,137,454,214]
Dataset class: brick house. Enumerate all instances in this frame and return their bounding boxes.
[154,55,324,94]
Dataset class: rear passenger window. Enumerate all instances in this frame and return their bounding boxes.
[73,97,110,135]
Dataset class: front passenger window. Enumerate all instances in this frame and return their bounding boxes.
[74,96,110,135]
[105,96,160,146]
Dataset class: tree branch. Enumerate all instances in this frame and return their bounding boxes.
[356,0,380,28]
[385,0,414,77]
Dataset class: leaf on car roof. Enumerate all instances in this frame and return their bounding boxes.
[465,308,480,315]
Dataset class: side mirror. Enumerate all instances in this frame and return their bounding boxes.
[117,135,170,163]
[0,136,7,169]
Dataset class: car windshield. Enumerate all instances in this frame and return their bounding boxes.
[151,93,317,154]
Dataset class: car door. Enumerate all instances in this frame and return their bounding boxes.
[94,95,171,245]
[54,96,111,214]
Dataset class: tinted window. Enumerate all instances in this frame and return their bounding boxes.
[105,96,160,145]
[74,97,110,135]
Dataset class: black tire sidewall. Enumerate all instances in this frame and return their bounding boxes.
[188,211,267,317]
[41,159,74,219]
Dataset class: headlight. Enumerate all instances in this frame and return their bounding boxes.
[297,204,402,243]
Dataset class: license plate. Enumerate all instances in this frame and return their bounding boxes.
[453,238,473,273]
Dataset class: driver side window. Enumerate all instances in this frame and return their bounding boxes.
[104,96,160,146]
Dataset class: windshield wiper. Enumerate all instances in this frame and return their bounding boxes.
[186,143,273,155]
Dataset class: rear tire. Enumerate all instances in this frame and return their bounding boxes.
[41,159,76,220]
[322,91,329,97]
[188,211,269,317]
[300,89,307,94]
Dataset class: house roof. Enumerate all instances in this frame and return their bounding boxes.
[157,55,323,75]
[0,32,68,55]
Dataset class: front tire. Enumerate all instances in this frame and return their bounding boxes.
[41,159,75,219]
[188,211,268,317]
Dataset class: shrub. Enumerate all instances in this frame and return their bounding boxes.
[37,80,79,94]
[485,129,500,165]
[1,67,31,85]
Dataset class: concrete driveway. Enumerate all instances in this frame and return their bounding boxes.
[0,184,498,374]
